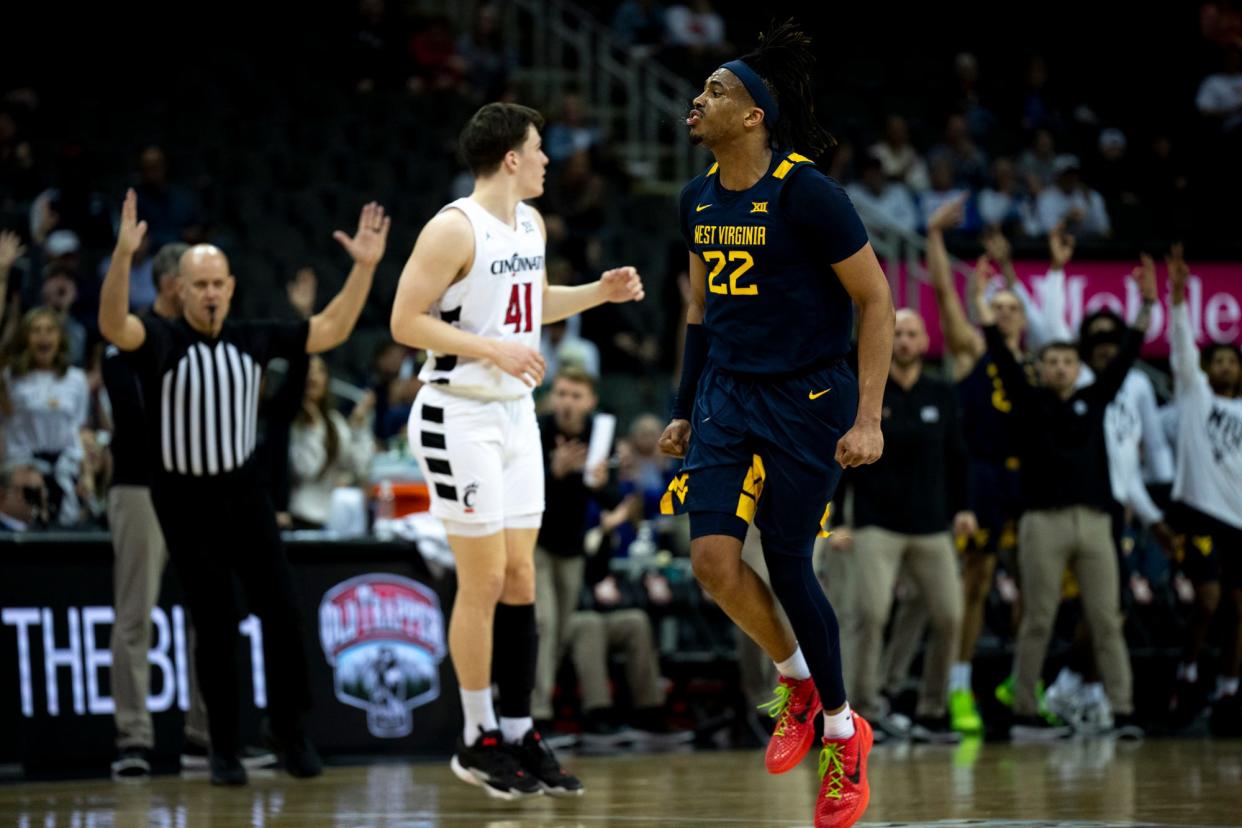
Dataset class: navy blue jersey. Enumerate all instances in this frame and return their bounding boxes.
[679,152,868,375]
[957,352,1023,464]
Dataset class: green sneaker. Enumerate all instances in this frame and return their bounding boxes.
[949,688,984,734]
[994,676,1053,719]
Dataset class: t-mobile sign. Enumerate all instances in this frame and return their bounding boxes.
[903,261,1242,357]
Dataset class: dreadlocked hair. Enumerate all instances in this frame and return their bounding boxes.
[738,19,836,160]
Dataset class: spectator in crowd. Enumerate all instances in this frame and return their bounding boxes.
[1201,1,1242,47]
[543,94,603,164]
[288,356,376,529]
[975,258,1156,740]
[952,52,997,141]
[825,140,855,184]
[541,317,601,381]
[1090,129,1139,215]
[544,150,607,271]
[928,114,989,189]
[665,0,726,45]
[1145,134,1192,238]
[835,310,970,743]
[0,109,39,210]
[1020,56,1060,134]
[978,158,1037,237]
[350,0,407,93]
[28,145,113,249]
[135,146,204,247]
[563,573,693,749]
[458,3,514,101]
[1,307,89,526]
[919,156,977,234]
[869,115,929,192]
[408,15,467,94]
[846,155,919,234]
[612,0,666,51]
[34,229,90,314]
[0,462,49,531]
[533,367,631,726]
[369,341,420,443]
[39,263,87,367]
[1035,155,1111,238]
[1196,47,1242,133]
[1018,128,1058,195]
[1163,246,1242,735]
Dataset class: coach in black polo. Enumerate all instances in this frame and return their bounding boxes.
[99,189,390,785]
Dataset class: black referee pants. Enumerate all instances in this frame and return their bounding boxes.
[152,477,312,757]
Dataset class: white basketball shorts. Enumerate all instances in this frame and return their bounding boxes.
[408,384,544,530]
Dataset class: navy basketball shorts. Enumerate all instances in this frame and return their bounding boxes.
[1168,500,1242,588]
[961,456,1023,555]
[660,360,857,556]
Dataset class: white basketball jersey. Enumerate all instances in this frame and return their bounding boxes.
[419,197,545,400]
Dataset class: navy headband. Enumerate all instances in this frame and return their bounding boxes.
[720,59,779,126]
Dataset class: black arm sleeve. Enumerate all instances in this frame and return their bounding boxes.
[671,323,708,420]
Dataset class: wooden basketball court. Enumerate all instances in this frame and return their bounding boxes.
[2,740,1237,826]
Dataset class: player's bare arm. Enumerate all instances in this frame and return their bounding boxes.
[925,195,983,380]
[658,251,707,458]
[832,242,894,468]
[98,189,151,351]
[391,208,547,386]
[306,201,390,353]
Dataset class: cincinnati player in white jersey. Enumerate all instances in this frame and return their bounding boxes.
[390,102,644,799]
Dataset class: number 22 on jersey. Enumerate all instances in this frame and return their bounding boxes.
[703,250,757,296]
[505,282,535,333]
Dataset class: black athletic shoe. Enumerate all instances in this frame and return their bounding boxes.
[210,753,248,786]
[182,740,278,771]
[111,747,151,779]
[910,715,962,744]
[282,734,324,779]
[510,729,585,797]
[450,729,543,800]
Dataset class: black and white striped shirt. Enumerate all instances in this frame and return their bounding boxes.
[131,316,309,480]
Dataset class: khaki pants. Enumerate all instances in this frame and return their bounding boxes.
[851,527,962,718]
[568,608,665,711]
[881,573,930,697]
[533,548,585,720]
[1013,507,1132,716]
[108,486,209,749]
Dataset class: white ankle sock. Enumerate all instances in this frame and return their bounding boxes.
[1178,662,1199,684]
[775,646,812,681]
[822,703,856,740]
[460,687,498,745]
[500,716,534,745]
[949,662,972,693]
[1216,676,1239,700]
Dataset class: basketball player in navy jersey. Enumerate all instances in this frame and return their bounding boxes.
[658,22,893,828]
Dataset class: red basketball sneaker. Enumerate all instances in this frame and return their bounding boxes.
[759,676,822,774]
[814,713,873,828]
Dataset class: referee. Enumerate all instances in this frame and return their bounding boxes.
[99,189,390,784]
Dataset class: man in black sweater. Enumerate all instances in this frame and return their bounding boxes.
[976,262,1155,740]
[836,310,973,742]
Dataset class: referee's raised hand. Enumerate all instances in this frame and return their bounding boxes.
[115,188,148,258]
[333,201,391,267]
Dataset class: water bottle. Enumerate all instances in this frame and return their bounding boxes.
[375,479,396,541]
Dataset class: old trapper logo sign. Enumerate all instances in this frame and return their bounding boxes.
[318,575,447,738]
